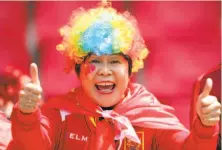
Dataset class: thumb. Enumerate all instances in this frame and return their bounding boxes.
[30,63,40,85]
[200,78,213,98]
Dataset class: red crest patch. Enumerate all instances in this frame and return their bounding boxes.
[124,131,144,150]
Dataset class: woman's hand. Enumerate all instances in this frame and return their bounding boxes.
[18,63,42,114]
[196,78,221,126]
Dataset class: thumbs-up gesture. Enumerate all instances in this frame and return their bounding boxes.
[196,78,221,126]
[18,63,42,113]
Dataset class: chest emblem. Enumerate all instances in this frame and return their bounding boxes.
[124,131,144,150]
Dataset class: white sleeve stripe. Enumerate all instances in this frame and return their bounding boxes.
[60,110,71,121]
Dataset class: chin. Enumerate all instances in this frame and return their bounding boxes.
[99,103,115,108]
[95,99,119,108]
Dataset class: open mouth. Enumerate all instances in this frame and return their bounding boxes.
[95,82,116,94]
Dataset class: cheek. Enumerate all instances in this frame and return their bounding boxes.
[80,64,96,94]
[81,79,95,100]
[83,63,96,76]
[115,66,129,92]
[115,64,129,78]
[116,78,128,94]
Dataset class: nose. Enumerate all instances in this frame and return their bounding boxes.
[98,64,112,76]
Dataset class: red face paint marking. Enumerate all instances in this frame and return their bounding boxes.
[89,64,96,73]
[85,63,96,76]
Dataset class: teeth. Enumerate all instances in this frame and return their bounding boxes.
[96,82,114,86]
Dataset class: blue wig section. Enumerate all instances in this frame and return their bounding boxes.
[80,21,114,56]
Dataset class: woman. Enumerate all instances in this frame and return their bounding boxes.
[9,2,220,150]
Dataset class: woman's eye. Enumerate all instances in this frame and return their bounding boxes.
[110,60,120,64]
[90,60,100,63]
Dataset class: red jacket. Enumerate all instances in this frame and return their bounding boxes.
[8,84,218,150]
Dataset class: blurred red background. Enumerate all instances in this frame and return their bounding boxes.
[0,1,220,128]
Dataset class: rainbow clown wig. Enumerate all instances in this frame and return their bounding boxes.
[57,2,149,73]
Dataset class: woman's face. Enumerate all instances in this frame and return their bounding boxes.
[79,54,130,107]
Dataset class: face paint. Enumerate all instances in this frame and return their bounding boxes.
[89,64,96,73]
[84,63,96,76]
